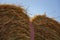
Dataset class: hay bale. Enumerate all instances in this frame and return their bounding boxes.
[0,4,60,40]
[0,4,30,40]
[32,15,60,40]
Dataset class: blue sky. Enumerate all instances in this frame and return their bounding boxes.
[0,0,60,22]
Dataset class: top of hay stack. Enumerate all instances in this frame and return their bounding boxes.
[0,4,30,40]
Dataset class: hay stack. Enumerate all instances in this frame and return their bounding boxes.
[0,4,60,40]
[32,15,60,40]
[0,4,30,40]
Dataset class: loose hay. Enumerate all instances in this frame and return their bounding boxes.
[0,4,30,40]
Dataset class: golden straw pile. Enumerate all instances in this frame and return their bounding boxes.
[0,4,60,40]
[32,15,60,40]
[0,4,30,40]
